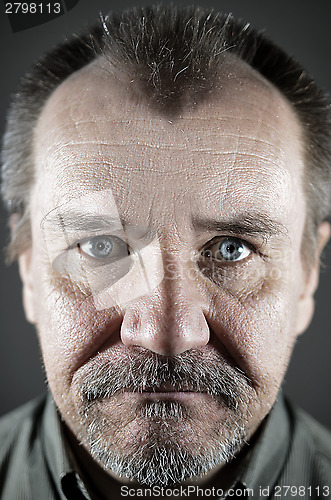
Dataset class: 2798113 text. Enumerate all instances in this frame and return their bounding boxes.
[5,2,61,14]
[272,485,330,497]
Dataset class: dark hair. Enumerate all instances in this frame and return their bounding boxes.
[2,4,331,263]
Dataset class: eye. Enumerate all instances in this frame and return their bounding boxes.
[201,237,251,262]
[77,235,130,261]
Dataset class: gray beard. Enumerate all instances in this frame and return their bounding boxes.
[72,346,257,487]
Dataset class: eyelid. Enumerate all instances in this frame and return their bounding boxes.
[65,227,156,252]
[66,235,132,266]
[199,236,261,263]
[67,234,128,250]
[52,235,134,277]
[201,235,256,251]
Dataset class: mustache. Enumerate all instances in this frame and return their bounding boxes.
[76,347,255,411]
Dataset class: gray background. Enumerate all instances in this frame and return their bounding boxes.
[0,0,330,426]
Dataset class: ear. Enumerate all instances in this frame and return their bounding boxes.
[295,221,330,335]
[18,248,36,324]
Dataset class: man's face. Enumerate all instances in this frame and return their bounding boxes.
[19,57,324,486]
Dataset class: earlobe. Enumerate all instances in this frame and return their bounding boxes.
[295,221,330,336]
[18,249,36,324]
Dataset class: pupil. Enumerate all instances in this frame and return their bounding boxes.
[226,244,235,254]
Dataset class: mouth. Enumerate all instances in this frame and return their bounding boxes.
[146,384,191,392]
[124,383,210,400]
[130,382,207,394]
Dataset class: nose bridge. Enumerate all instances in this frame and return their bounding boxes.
[120,246,210,355]
[156,251,197,324]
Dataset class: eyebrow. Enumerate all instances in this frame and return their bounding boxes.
[41,209,288,242]
[192,213,288,240]
[41,211,124,233]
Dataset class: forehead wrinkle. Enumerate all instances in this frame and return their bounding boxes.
[39,142,289,178]
[231,153,287,170]
[45,151,293,188]
[44,135,288,158]
[41,119,294,164]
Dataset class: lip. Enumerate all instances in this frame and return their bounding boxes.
[126,386,210,401]
[138,383,204,394]
[138,391,205,399]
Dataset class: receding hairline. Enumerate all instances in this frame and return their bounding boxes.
[34,51,299,126]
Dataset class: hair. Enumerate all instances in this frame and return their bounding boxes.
[1,4,331,264]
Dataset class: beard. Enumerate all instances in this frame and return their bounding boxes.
[70,346,257,487]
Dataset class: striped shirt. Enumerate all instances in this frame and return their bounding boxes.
[0,392,330,499]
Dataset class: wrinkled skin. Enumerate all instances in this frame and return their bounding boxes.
[19,56,329,497]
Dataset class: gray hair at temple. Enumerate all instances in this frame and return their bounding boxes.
[1,4,331,265]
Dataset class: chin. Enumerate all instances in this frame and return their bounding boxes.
[73,392,252,487]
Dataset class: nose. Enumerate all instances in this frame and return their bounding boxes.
[120,260,210,355]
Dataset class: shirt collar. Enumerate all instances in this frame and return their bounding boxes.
[40,394,92,499]
[238,391,291,494]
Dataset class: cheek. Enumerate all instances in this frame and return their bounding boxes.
[32,266,122,398]
[204,258,302,392]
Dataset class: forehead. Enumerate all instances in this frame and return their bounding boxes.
[32,57,305,227]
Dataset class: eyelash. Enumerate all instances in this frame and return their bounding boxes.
[200,236,260,261]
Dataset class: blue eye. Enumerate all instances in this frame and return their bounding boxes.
[78,235,130,261]
[201,237,251,262]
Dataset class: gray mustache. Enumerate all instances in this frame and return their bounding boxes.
[77,347,254,411]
